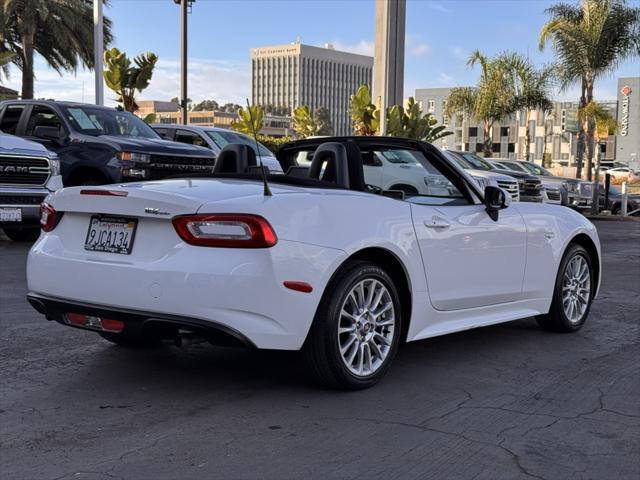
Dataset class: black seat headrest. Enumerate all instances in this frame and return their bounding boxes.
[308,142,350,188]
[286,166,310,178]
[344,140,366,191]
[213,144,257,173]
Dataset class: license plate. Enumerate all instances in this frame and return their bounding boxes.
[0,208,22,222]
[84,215,138,254]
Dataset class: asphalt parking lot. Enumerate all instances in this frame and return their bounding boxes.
[1,219,639,480]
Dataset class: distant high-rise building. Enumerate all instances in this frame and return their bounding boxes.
[251,42,373,135]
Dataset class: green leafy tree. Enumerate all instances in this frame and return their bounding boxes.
[103,48,158,113]
[0,51,15,81]
[220,102,242,113]
[0,0,113,99]
[386,97,452,142]
[577,102,618,212]
[257,134,292,153]
[192,99,219,112]
[539,0,640,179]
[502,54,555,161]
[445,50,519,157]
[293,105,333,138]
[350,84,380,136]
[231,104,264,135]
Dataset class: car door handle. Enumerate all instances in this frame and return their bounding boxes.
[424,217,450,229]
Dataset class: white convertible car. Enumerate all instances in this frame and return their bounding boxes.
[27,137,601,389]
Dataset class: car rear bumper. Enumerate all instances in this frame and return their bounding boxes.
[27,235,346,350]
[27,292,256,347]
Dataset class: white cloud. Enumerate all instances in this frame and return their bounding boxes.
[428,2,453,14]
[438,72,454,84]
[4,56,251,105]
[451,46,467,61]
[331,40,375,57]
[406,34,430,57]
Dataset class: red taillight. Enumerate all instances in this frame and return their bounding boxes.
[65,313,124,333]
[80,189,128,197]
[283,281,313,293]
[40,203,62,232]
[172,214,277,248]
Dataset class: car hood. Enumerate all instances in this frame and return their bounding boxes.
[466,169,517,182]
[90,135,216,157]
[0,132,51,156]
[490,168,537,181]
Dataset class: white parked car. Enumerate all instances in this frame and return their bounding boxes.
[27,137,601,390]
[605,167,633,180]
[152,124,283,173]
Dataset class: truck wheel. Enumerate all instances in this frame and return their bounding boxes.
[304,260,402,390]
[3,228,40,242]
[536,244,594,333]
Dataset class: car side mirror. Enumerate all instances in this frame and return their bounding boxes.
[484,185,510,221]
[34,125,63,143]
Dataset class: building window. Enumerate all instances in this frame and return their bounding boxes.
[500,126,509,137]
[427,100,435,113]
[468,127,478,137]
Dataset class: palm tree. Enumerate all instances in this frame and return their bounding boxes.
[0,0,113,99]
[0,51,14,81]
[445,50,518,158]
[577,102,618,213]
[501,54,555,161]
[539,0,640,180]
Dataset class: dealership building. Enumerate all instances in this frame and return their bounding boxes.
[616,77,639,170]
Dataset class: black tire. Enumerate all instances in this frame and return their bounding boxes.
[611,205,621,216]
[536,244,594,333]
[303,260,402,390]
[98,331,158,348]
[3,227,40,242]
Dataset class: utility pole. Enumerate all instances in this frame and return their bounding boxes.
[373,0,406,135]
[174,0,193,125]
[93,0,104,105]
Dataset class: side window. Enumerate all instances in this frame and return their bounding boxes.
[367,148,468,206]
[0,105,25,135]
[175,129,208,148]
[25,106,63,136]
[154,128,169,139]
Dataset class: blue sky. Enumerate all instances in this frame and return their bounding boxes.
[6,0,639,105]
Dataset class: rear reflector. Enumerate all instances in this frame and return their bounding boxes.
[283,281,313,293]
[80,189,128,197]
[65,313,124,333]
[40,202,63,232]
[172,214,277,248]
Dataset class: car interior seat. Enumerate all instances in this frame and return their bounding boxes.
[308,142,350,188]
[213,144,257,173]
[343,140,366,191]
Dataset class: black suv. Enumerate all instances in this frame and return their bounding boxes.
[0,100,216,186]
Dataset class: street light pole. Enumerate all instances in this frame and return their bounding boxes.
[93,0,104,106]
[180,0,188,124]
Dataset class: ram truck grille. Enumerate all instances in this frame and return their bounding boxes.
[522,179,542,196]
[0,156,50,186]
[148,155,215,180]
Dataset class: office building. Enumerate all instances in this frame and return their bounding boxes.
[415,87,620,166]
[251,41,373,135]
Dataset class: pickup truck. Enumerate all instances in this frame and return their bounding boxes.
[0,133,62,241]
[0,100,216,186]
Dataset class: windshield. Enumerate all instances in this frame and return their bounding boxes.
[457,152,493,171]
[205,130,273,157]
[501,161,529,173]
[61,106,159,138]
[521,162,551,176]
[380,150,419,164]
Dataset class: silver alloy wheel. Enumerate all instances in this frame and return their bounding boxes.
[337,278,395,377]
[562,254,591,323]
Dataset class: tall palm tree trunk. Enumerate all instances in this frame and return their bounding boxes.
[575,82,587,179]
[21,29,35,99]
[584,78,595,181]
[483,121,493,157]
[523,109,531,161]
